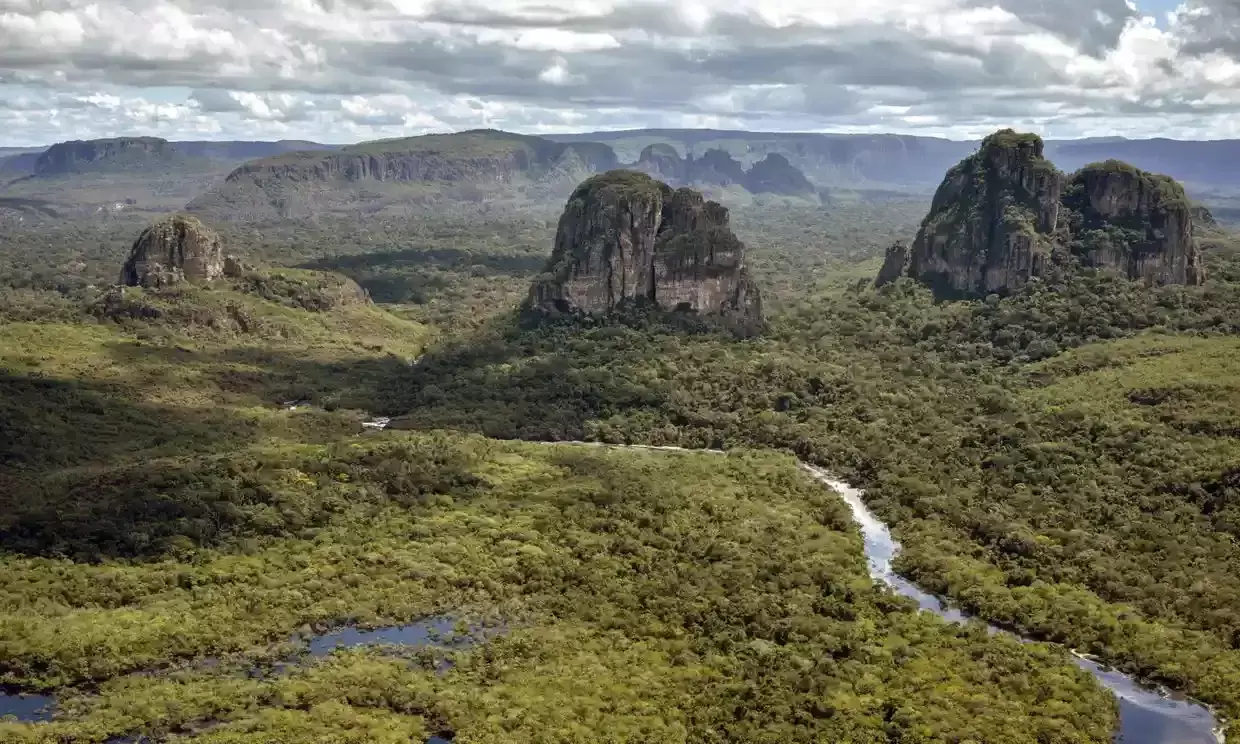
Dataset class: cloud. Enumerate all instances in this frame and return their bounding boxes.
[1,0,1240,144]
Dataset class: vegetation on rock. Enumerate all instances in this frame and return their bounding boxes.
[884,129,1206,298]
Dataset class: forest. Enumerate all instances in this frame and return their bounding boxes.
[1,193,1239,741]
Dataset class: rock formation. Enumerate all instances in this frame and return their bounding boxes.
[528,170,762,329]
[636,144,689,183]
[745,153,817,196]
[188,130,622,220]
[1061,161,1203,286]
[693,149,748,187]
[633,145,817,197]
[876,242,910,287]
[36,137,178,176]
[1192,204,1218,232]
[121,214,225,288]
[878,129,1205,297]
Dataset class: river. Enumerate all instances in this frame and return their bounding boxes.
[1,440,1225,743]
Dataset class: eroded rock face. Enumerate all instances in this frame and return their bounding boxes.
[633,145,816,197]
[636,144,689,183]
[693,149,748,187]
[36,137,175,176]
[875,242,910,287]
[1062,161,1204,285]
[884,129,1205,298]
[121,214,225,288]
[528,170,762,329]
[903,130,1064,299]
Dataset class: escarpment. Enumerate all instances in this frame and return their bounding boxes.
[878,129,1205,298]
[633,146,817,196]
[528,170,763,330]
[36,137,180,176]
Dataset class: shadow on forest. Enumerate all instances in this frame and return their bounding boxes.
[100,341,418,413]
[0,371,260,475]
[298,247,547,303]
[0,370,270,561]
[380,313,691,443]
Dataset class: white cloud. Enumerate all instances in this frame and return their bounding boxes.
[0,0,1239,144]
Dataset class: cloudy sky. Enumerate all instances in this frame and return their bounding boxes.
[2,0,1240,145]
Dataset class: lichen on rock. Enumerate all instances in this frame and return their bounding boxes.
[528,170,763,330]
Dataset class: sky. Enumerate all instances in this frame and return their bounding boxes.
[3,0,1240,145]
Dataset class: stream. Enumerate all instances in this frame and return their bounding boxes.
[0,440,1225,743]
[798,462,1223,744]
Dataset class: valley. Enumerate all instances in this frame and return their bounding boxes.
[2,127,1240,743]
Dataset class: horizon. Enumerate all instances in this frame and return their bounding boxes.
[4,1,1240,146]
[6,127,1240,151]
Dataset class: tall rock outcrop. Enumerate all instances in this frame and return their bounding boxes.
[693,148,748,187]
[528,170,762,329]
[632,144,816,197]
[121,214,225,288]
[880,129,1205,297]
[745,153,817,196]
[1061,161,1203,285]
[876,242,910,287]
[636,144,689,183]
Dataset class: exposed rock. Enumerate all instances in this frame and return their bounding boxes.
[875,242,910,287]
[902,130,1064,299]
[223,255,247,278]
[745,153,817,196]
[188,130,621,220]
[636,144,689,183]
[887,129,1205,299]
[1190,203,1220,229]
[121,214,225,288]
[528,170,762,329]
[1061,161,1204,286]
[693,149,748,187]
[36,137,179,176]
[633,144,817,197]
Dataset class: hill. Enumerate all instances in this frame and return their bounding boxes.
[186,129,623,221]
[0,138,340,215]
[551,129,975,189]
[551,129,1240,195]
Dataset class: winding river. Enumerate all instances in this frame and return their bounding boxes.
[0,439,1225,744]
[797,462,1224,744]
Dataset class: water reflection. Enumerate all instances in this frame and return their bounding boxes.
[800,464,1222,744]
[305,615,460,657]
[0,692,55,722]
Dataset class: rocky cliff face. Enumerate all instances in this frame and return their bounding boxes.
[528,170,762,329]
[879,129,1205,297]
[876,242,910,287]
[633,145,816,197]
[36,137,178,176]
[1061,161,1204,285]
[188,130,621,219]
[692,149,748,187]
[636,144,689,183]
[121,214,226,288]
